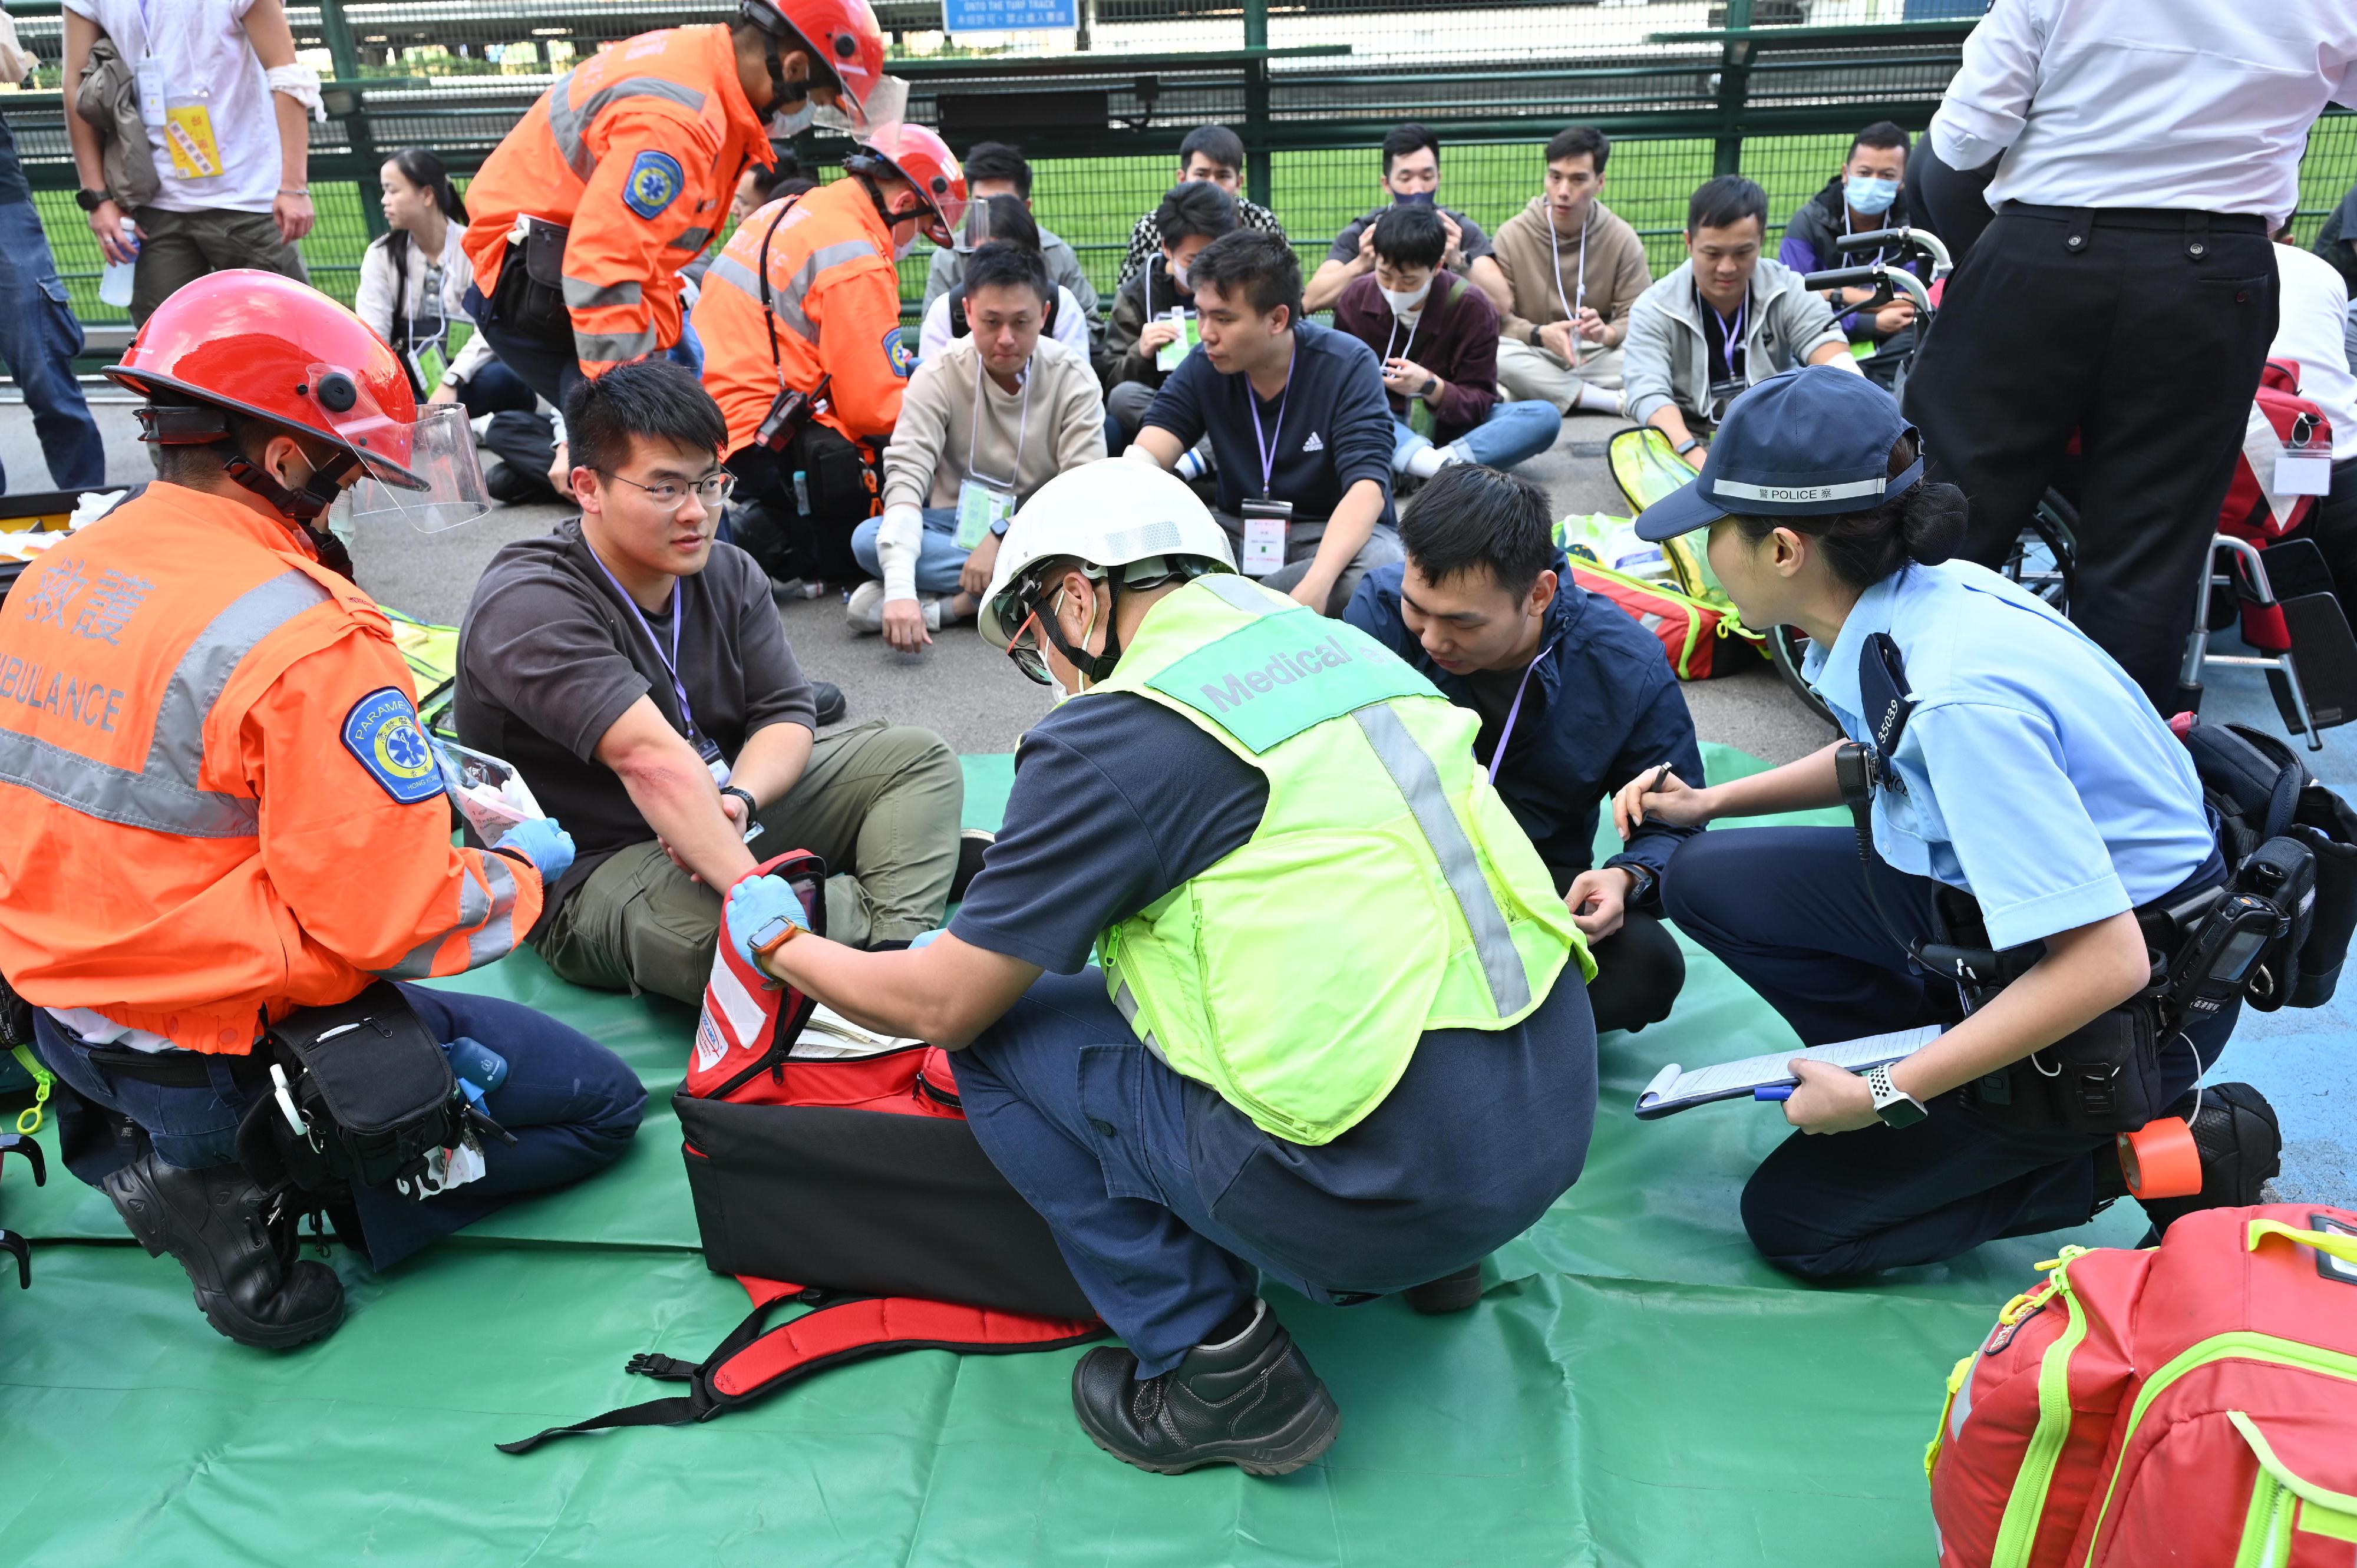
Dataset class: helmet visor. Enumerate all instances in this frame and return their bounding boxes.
[817,72,905,140]
[344,403,493,534]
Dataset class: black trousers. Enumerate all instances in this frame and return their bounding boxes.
[1581,909,1686,1036]
[1905,205,2279,712]
[1662,826,2234,1279]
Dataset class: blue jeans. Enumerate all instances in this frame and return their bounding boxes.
[0,197,104,491]
[850,506,968,595]
[1391,399,1560,474]
[33,985,646,1269]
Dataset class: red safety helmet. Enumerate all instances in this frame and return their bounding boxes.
[740,0,897,135]
[107,270,488,531]
[848,123,967,248]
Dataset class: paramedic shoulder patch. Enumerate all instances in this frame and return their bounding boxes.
[342,686,444,804]
[623,150,686,221]
[884,326,916,378]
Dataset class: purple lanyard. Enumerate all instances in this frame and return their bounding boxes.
[1485,639,1557,784]
[587,548,699,740]
[1246,347,1295,499]
[1710,295,1747,381]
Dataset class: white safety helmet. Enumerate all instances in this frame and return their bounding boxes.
[979,461,1236,685]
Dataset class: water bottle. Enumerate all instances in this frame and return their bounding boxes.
[98,217,138,310]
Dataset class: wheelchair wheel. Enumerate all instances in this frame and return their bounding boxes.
[1767,487,2079,729]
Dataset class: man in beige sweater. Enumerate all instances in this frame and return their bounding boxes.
[1489,127,1654,415]
[850,242,1107,653]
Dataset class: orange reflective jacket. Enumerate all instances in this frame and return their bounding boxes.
[693,176,913,455]
[463,25,772,379]
[0,488,543,1055]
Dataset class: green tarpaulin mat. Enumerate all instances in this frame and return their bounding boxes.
[0,745,2141,1566]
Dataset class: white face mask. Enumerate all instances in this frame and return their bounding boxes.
[894,226,923,262]
[1168,256,1191,291]
[1380,280,1431,316]
[768,98,816,137]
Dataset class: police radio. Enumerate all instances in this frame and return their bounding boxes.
[2163,836,2314,1024]
[755,378,830,453]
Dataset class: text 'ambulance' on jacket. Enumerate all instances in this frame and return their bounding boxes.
[0,487,542,1053]
[462,24,773,379]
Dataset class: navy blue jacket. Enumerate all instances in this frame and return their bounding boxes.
[1142,320,1396,527]
[1345,557,1707,894]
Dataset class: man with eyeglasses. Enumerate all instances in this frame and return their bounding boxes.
[453,361,968,1005]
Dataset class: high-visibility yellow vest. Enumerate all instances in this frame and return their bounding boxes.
[1086,574,1590,1145]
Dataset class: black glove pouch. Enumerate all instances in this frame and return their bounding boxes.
[1964,997,2167,1137]
[494,219,573,341]
[236,982,466,1201]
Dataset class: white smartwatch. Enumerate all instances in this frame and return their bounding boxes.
[1864,1064,1928,1128]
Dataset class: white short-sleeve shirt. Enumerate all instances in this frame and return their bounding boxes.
[65,0,283,214]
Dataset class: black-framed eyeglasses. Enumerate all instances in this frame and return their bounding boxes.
[603,469,737,509]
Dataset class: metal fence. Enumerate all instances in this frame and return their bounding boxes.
[0,0,2349,339]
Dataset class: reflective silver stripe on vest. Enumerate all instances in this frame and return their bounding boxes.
[574,326,659,365]
[668,227,712,252]
[707,250,814,342]
[0,570,328,839]
[544,69,709,184]
[375,853,523,979]
[1201,573,1273,613]
[1110,978,1171,1065]
[1350,704,1531,1015]
[562,274,643,309]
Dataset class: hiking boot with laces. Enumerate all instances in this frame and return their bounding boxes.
[100,1153,344,1350]
[1071,1300,1341,1476]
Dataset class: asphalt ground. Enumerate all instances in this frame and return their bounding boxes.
[10,398,2349,1202]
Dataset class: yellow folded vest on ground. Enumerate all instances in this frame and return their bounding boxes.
[1087,574,1589,1146]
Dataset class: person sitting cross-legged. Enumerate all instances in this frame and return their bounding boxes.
[455,362,967,1005]
[851,242,1108,652]
[1332,203,1564,480]
[1346,464,1698,1034]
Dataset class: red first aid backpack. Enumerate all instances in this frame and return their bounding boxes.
[500,851,1104,1454]
[2224,358,2336,542]
[1926,1203,2357,1567]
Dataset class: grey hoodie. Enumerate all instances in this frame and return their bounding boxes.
[1622,256,1846,426]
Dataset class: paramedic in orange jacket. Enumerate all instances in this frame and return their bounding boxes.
[0,273,645,1351]
[462,0,897,408]
[696,123,965,586]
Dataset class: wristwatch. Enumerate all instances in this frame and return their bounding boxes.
[718,784,758,823]
[74,187,109,213]
[1673,435,1702,455]
[1863,1064,1929,1128]
[750,913,802,962]
[1618,863,1659,906]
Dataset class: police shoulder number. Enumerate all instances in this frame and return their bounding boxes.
[342,686,444,804]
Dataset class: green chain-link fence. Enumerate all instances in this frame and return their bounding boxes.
[0,0,2347,342]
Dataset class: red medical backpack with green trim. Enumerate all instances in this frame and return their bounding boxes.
[1926,1203,2357,1567]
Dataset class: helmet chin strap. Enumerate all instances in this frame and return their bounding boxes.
[762,42,802,116]
[223,448,356,524]
[1035,577,1124,687]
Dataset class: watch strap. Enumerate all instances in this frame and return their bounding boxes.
[1673,435,1702,455]
[1864,1064,1927,1127]
[750,915,801,960]
[719,784,757,818]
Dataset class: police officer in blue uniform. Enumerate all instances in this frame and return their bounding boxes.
[1616,367,2283,1277]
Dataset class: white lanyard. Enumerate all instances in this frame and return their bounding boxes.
[1551,204,1590,367]
[1382,310,1420,368]
[966,350,1032,491]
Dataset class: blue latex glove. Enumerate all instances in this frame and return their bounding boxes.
[909,928,949,949]
[726,874,808,970]
[500,817,575,884]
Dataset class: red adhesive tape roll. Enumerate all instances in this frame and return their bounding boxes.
[2117,1117,2203,1201]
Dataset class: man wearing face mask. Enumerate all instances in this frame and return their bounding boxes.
[1778,122,1923,346]
[718,460,1597,1476]
[1303,123,1507,317]
[693,122,966,590]
[461,1,898,412]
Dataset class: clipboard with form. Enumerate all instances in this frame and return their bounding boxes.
[1635,1026,1942,1120]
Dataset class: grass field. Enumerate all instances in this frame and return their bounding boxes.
[31,117,2356,331]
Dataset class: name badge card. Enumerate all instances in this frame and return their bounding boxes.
[955,478,1015,549]
[1239,497,1292,577]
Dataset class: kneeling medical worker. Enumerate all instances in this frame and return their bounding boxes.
[722,460,1596,1477]
[1619,366,2282,1279]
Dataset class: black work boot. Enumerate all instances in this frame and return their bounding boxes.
[100,1153,344,1351]
[1402,1262,1485,1315]
[2135,1082,2283,1240]
[1071,1300,1341,1476]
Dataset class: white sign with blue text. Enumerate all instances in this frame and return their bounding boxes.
[943,0,1078,28]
